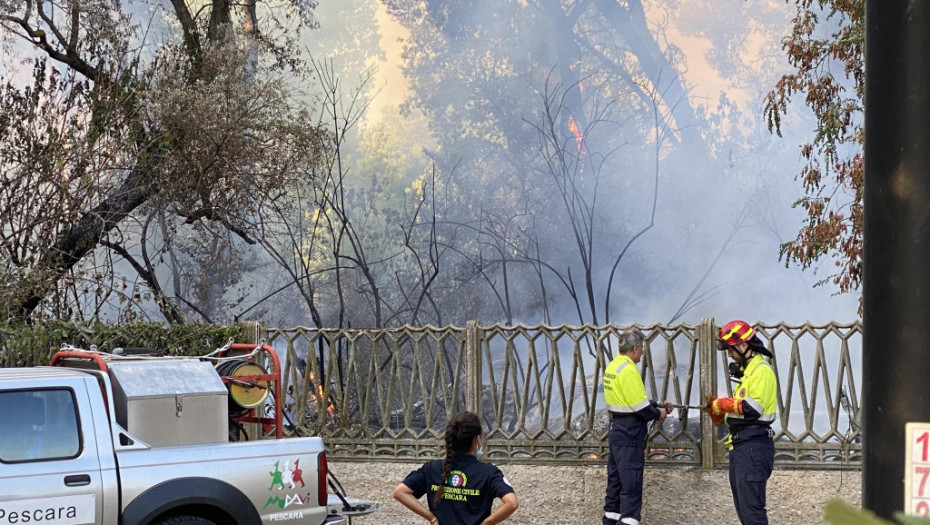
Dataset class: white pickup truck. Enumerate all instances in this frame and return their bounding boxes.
[0,346,378,525]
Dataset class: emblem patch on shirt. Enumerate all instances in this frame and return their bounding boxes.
[435,470,481,502]
[447,470,467,488]
[738,387,746,398]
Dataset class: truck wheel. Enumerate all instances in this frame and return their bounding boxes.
[153,516,216,525]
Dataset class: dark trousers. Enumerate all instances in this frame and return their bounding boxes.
[603,423,645,525]
[728,437,774,525]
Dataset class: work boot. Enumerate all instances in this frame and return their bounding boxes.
[619,519,640,525]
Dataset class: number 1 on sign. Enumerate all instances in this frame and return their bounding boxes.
[919,432,930,463]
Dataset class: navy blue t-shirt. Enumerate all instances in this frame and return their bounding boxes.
[403,455,515,525]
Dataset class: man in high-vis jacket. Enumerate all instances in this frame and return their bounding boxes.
[706,320,777,525]
[601,328,671,525]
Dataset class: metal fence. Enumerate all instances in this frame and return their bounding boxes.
[259,318,862,469]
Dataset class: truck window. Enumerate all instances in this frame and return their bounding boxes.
[0,389,81,462]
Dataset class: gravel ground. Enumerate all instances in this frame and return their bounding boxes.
[331,461,861,524]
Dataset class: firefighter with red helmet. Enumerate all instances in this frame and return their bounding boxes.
[706,320,777,525]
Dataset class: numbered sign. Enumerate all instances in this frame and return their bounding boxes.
[906,422,930,516]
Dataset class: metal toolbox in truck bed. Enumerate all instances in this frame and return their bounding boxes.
[107,359,228,446]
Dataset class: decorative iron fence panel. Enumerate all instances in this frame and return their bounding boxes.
[262,319,861,469]
[746,322,862,468]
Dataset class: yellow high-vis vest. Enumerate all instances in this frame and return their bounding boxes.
[603,354,650,414]
[724,353,777,449]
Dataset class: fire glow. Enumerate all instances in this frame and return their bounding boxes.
[568,114,584,154]
[306,371,337,418]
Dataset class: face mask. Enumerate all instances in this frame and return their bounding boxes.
[475,448,484,460]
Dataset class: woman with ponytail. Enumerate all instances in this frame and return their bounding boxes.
[393,412,518,525]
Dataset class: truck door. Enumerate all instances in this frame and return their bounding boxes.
[0,386,105,524]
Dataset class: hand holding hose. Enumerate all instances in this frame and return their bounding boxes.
[704,392,717,412]
[705,393,725,426]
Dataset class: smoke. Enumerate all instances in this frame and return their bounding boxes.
[1,0,860,327]
[283,0,862,327]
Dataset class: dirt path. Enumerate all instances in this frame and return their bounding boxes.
[332,462,861,524]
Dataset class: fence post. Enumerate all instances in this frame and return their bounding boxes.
[465,321,481,414]
[240,320,264,344]
[699,317,717,470]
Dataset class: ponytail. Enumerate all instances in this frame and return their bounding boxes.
[433,411,482,506]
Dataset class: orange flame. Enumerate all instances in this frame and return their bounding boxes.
[307,371,337,418]
[568,114,584,154]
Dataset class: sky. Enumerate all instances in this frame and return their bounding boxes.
[367,1,410,125]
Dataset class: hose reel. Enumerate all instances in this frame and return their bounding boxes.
[215,359,270,413]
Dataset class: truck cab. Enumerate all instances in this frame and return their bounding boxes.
[0,368,119,524]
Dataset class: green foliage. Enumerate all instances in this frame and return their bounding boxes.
[824,499,930,525]
[0,321,244,367]
[764,0,865,298]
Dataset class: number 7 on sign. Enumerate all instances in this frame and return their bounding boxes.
[916,466,930,497]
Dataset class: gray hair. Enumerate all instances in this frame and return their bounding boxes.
[618,328,645,355]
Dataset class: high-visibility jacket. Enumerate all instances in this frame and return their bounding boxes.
[603,354,659,420]
[725,353,777,448]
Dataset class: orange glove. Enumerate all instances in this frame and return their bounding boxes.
[704,392,715,411]
[705,393,725,427]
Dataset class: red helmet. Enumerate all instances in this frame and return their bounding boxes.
[717,320,755,350]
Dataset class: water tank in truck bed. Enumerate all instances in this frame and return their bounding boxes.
[107,359,228,447]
